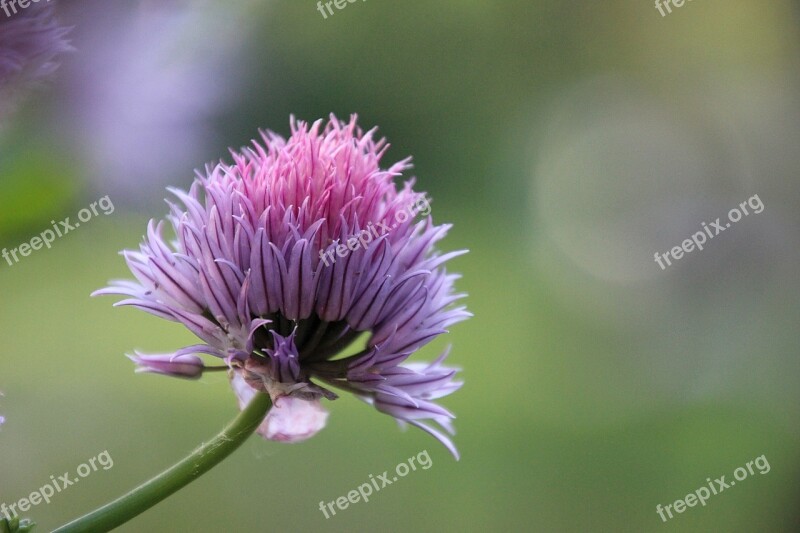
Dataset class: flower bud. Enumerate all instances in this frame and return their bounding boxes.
[128,353,205,379]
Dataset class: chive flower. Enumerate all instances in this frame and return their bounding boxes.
[95,115,469,458]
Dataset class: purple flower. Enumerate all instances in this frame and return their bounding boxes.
[95,115,470,458]
[0,4,71,115]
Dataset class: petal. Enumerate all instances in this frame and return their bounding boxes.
[260,395,329,443]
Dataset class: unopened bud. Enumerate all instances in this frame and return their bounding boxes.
[128,352,205,379]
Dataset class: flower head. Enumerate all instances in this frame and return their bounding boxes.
[95,115,469,458]
[0,4,71,116]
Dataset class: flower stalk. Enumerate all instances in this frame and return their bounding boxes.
[52,392,272,533]
[0,516,35,533]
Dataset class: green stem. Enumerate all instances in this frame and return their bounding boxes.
[53,392,272,533]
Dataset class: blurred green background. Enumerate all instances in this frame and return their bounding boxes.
[2,0,800,531]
